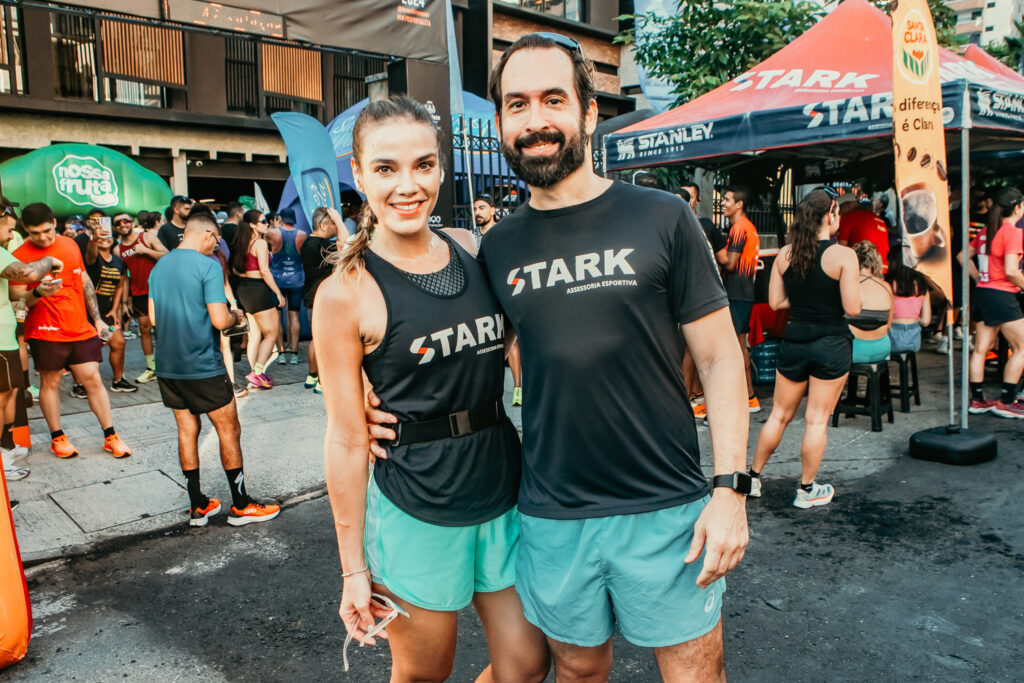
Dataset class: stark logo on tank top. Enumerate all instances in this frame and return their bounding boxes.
[505,248,637,296]
[409,313,504,365]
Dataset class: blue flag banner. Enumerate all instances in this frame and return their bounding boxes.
[270,112,342,225]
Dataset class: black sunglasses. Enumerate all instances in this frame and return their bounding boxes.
[1,206,16,219]
[526,32,583,55]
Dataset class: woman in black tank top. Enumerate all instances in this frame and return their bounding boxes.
[312,97,548,681]
[749,188,862,510]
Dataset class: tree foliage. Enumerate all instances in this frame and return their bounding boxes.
[619,0,962,108]
[982,20,1024,72]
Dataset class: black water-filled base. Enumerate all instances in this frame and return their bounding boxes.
[909,427,997,466]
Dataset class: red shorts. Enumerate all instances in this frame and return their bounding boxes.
[29,337,103,372]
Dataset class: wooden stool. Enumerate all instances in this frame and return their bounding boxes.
[832,361,895,432]
[889,351,921,413]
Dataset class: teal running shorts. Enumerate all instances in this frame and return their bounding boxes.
[365,477,519,611]
[516,496,725,647]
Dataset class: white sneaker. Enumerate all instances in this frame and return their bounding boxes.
[749,477,762,498]
[1,445,28,461]
[3,465,29,481]
[936,337,950,354]
[793,482,834,509]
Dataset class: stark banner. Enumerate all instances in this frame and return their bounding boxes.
[892,0,952,301]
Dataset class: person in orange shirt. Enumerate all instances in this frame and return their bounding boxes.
[11,203,132,459]
[837,193,890,271]
[720,185,760,413]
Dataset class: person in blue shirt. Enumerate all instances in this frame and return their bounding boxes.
[148,212,280,528]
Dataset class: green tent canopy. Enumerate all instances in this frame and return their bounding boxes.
[0,143,172,217]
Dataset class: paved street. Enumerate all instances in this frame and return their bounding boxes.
[4,342,1023,681]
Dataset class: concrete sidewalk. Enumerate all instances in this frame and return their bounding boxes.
[3,333,1000,565]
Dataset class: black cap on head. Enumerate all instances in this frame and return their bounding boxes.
[475,193,495,207]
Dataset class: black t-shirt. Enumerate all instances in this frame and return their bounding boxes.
[300,235,337,308]
[157,222,185,251]
[85,252,126,317]
[699,217,727,254]
[478,181,728,519]
[74,232,90,259]
[220,222,238,248]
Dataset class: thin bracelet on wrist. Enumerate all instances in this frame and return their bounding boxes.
[341,565,369,578]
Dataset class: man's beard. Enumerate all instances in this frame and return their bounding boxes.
[474,214,490,226]
[501,121,589,189]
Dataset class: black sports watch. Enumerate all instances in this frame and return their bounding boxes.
[712,472,753,495]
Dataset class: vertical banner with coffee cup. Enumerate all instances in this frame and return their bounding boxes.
[892,0,952,301]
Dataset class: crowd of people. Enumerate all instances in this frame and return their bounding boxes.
[2,28,1022,683]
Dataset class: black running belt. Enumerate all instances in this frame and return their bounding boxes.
[390,400,504,446]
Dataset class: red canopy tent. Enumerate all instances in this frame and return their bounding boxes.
[604,0,1024,171]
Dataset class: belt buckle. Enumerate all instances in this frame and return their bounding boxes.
[449,410,471,437]
[390,423,403,447]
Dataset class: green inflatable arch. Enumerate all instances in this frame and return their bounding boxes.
[0,143,172,216]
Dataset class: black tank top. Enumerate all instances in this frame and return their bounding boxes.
[782,241,851,342]
[362,231,521,526]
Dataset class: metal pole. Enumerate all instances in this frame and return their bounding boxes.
[462,115,475,229]
[960,98,972,429]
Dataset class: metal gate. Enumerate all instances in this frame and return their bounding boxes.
[450,115,526,229]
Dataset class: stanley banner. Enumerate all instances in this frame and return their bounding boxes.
[892,0,952,301]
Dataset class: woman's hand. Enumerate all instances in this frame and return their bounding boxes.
[339,571,391,646]
[276,292,286,309]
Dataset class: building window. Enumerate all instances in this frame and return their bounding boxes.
[496,0,586,23]
[52,13,98,101]
[226,37,259,115]
[0,5,26,95]
[334,53,388,112]
[104,79,168,108]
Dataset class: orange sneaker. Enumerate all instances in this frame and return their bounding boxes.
[693,403,707,419]
[227,501,280,526]
[103,433,132,458]
[748,396,761,413]
[50,434,79,459]
[189,498,222,527]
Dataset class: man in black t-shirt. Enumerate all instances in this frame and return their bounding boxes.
[157,196,192,251]
[84,223,136,394]
[371,33,750,679]
[219,201,244,248]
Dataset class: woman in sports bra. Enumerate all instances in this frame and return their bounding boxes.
[848,241,893,363]
[886,263,931,353]
[314,96,548,681]
[750,187,861,509]
[229,209,284,389]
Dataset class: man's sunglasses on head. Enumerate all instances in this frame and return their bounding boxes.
[526,32,582,55]
[0,206,16,219]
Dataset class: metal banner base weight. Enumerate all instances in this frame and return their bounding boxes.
[909,427,997,466]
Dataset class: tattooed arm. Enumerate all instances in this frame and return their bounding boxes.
[82,271,112,341]
[0,256,61,284]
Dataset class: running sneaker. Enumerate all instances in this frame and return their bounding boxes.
[277,352,288,365]
[2,445,29,461]
[27,385,39,398]
[245,371,261,388]
[304,374,318,389]
[3,464,29,481]
[689,393,705,410]
[233,384,249,399]
[189,498,222,527]
[313,381,323,395]
[9,499,18,511]
[748,396,761,413]
[103,433,132,458]
[257,373,274,388]
[136,368,157,384]
[227,501,280,526]
[50,434,79,459]
[70,384,87,399]
[990,400,1024,419]
[793,482,835,509]
[968,398,997,414]
[289,352,299,365]
[110,378,139,393]
[512,386,523,407]
[693,403,707,419]
[749,476,762,498]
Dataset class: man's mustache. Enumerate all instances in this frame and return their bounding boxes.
[514,130,565,152]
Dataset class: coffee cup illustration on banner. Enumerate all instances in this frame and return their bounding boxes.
[900,181,945,267]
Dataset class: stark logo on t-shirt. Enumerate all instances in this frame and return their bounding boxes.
[505,248,636,296]
[409,313,504,365]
